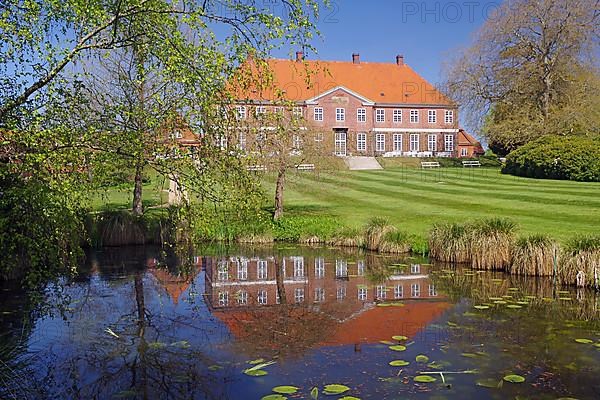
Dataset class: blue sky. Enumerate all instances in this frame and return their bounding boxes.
[272,0,498,85]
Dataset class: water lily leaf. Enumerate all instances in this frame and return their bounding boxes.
[208,365,223,371]
[273,386,299,394]
[389,345,407,351]
[392,335,408,341]
[524,296,537,300]
[593,343,600,348]
[244,369,268,377]
[414,375,437,383]
[476,378,502,388]
[559,297,572,301]
[489,297,504,301]
[262,395,286,400]
[447,321,458,327]
[391,302,405,307]
[506,304,522,309]
[461,353,478,358]
[575,338,594,344]
[323,384,350,395]
[339,397,361,400]
[389,360,410,366]
[377,303,392,307]
[508,287,519,291]
[170,341,191,349]
[503,374,525,383]
[248,358,266,365]
[148,342,167,350]
[310,386,319,399]
[474,305,490,310]
[493,300,507,305]
[516,301,529,305]
[380,340,395,345]
[415,355,429,363]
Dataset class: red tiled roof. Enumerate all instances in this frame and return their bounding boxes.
[233,58,455,106]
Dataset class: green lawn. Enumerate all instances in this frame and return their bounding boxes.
[271,167,600,242]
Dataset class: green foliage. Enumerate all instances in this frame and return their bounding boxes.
[502,135,600,182]
[565,235,600,256]
[272,215,340,242]
[0,168,83,286]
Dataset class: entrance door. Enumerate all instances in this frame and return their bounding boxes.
[334,130,347,156]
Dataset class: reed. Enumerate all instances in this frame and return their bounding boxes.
[510,234,558,276]
[95,210,147,246]
[429,222,473,263]
[470,218,516,270]
[559,235,600,288]
[236,233,275,244]
[378,230,412,254]
[326,227,365,248]
[363,217,396,251]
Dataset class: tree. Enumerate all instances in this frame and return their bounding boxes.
[445,0,600,154]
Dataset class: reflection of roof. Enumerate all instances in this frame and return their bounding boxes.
[234,59,455,105]
[324,301,451,346]
[147,260,201,304]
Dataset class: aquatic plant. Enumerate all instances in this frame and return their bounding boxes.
[511,234,558,276]
[95,210,148,246]
[470,218,516,270]
[429,222,473,263]
[326,227,365,248]
[378,230,412,254]
[363,217,396,251]
[560,235,600,288]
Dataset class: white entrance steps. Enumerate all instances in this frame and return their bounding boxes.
[344,156,383,170]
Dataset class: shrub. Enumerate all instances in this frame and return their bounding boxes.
[272,215,339,242]
[502,135,600,181]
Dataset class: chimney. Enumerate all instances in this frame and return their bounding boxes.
[396,54,404,66]
[352,53,360,64]
[296,51,304,62]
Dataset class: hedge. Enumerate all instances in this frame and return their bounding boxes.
[502,135,600,182]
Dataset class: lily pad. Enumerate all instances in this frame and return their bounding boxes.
[493,300,508,305]
[380,340,395,345]
[389,360,410,367]
[377,303,391,307]
[474,305,490,310]
[415,355,429,363]
[339,397,361,400]
[506,304,522,309]
[489,297,504,301]
[414,375,437,383]
[248,358,266,365]
[389,345,407,351]
[476,378,502,388]
[245,369,268,377]
[310,387,319,399]
[273,386,299,394]
[461,353,478,358]
[503,374,525,383]
[392,335,408,341]
[323,384,350,395]
[575,338,594,344]
[261,395,286,400]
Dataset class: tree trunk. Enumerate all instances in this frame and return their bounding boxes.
[274,257,287,305]
[274,167,286,220]
[132,163,144,216]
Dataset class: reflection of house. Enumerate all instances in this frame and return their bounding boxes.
[231,53,482,158]
[146,257,202,304]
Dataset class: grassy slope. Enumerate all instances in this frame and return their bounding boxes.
[271,168,600,242]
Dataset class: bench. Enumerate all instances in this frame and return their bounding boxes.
[462,160,481,168]
[296,163,315,171]
[246,165,267,172]
[421,161,441,169]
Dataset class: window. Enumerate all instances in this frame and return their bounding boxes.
[255,106,266,117]
[410,110,419,123]
[294,288,305,304]
[217,261,228,281]
[357,132,367,151]
[236,106,246,120]
[257,290,267,305]
[237,290,248,305]
[237,258,248,280]
[393,109,402,123]
[357,260,365,276]
[411,283,421,298]
[314,288,325,303]
[427,134,437,152]
[428,110,436,123]
[218,134,228,150]
[257,260,268,280]
[357,108,366,122]
[358,287,368,301]
[274,106,283,114]
[170,130,183,139]
[376,285,387,300]
[218,291,229,306]
[336,108,345,122]
[335,259,348,278]
[315,258,325,278]
[293,257,305,278]
[445,110,454,124]
[315,132,323,142]
[429,285,437,297]
[393,133,403,152]
[394,285,404,299]
[409,134,420,151]
[376,109,385,123]
[411,264,421,274]
[293,134,302,149]
[461,148,468,157]
[376,133,386,152]
[314,107,323,121]
[238,131,246,150]
[293,107,303,118]
[444,134,455,152]
[336,285,347,301]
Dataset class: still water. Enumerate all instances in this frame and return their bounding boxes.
[1,244,599,400]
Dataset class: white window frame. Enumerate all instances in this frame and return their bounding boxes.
[357,132,367,151]
[257,260,268,280]
[393,109,402,123]
[428,110,436,124]
[217,261,228,281]
[411,264,421,274]
[257,290,268,305]
[236,106,246,120]
[237,290,248,305]
[293,107,303,118]
[376,133,386,152]
[335,259,348,278]
[411,283,421,298]
[409,134,420,152]
[292,134,302,149]
[294,288,305,304]
[427,134,437,152]
[314,107,323,121]
[336,285,347,301]
[461,148,468,157]
[274,106,284,115]
[444,134,455,152]
[315,258,325,278]
[357,260,365,276]
[335,107,346,122]
[410,109,419,123]
[375,108,385,123]
[238,131,246,150]
[237,258,248,280]
[358,287,368,301]
[357,108,366,123]
[218,291,229,306]
[315,132,324,142]
[255,106,266,117]
[394,285,403,299]
[293,257,305,278]
[376,285,386,299]
[429,285,437,297]
[314,287,325,303]
[445,110,454,124]
[393,133,403,152]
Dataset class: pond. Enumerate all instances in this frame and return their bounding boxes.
[1,244,599,400]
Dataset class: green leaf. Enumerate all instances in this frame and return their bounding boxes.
[503,374,525,383]
[339,397,361,400]
[389,345,407,352]
[474,305,490,310]
[575,338,594,344]
[323,384,350,395]
[244,369,268,377]
[415,355,429,363]
[414,375,437,383]
[248,358,266,365]
[392,335,408,341]
[389,360,410,367]
[310,386,319,399]
[261,395,286,400]
[272,386,299,394]
[476,378,502,388]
